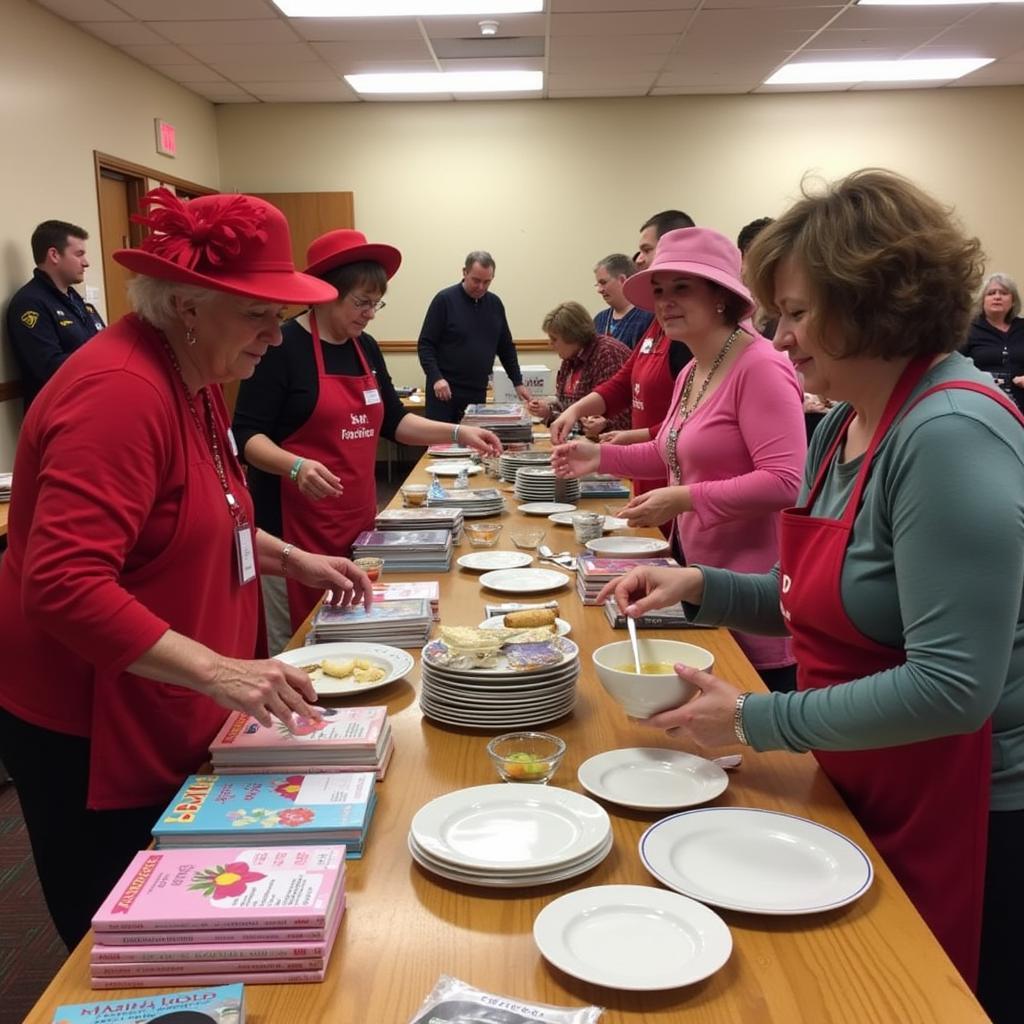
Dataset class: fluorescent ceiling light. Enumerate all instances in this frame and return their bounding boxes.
[345,70,543,93]
[765,57,993,85]
[274,1,543,15]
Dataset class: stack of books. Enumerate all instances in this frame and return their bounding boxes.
[461,403,533,443]
[89,846,346,987]
[55,983,245,1022]
[371,580,440,620]
[579,474,630,499]
[576,554,681,604]
[603,594,712,629]
[209,706,394,780]
[311,598,433,646]
[0,473,11,501]
[375,506,464,542]
[426,486,505,518]
[152,772,377,858]
[352,529,452,572]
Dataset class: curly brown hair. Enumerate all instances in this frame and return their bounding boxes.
[542,301,597,349]
[745,169,985,359]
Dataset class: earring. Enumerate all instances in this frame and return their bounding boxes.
[715,304,725,314]
[185,326,197,346]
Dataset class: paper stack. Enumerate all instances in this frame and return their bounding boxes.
[311,598,433,646]
[89,846,346,987]
[152,772,377,858]
[209,706,394,781]
[352,529,452,572]
[375,506,464,541]
[576,554,681,604]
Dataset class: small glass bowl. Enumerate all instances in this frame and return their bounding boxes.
[510,529,546,550]
[487,731,566,784]
[401,484,429,507]
[464,522,503,548]
[353,556,383,582]
[572,512,605,544]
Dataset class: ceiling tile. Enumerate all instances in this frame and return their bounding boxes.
[669,29,814,59]
[181,41,321,63]
[185,82,259,101]
[288,17,424,42]
[34,0,131,20]
[689,7,844,33]
[431,36,545,59]
[236,80,359,101]
[809,27,941,50]
[549,85,651,96]
[206,61,339,81]
[792,47,916,61]
[114,0,277,18]
[949,62,1024,86]
[329,59,438,74]
[552,0,690,10]
[547,71,657,89]
[549,53,667,73]
[652,83,757,94]
[310,39,433,62]
[79,21,168,45]
[422,13,547,38]
[549,35,678,57]
[927,9,1024,53]
[551,11,697,36]
[146,19,298,44]
[119,43,202,63]
[438,56,545,71]
[834,5,983,31]
[152,64,228,84]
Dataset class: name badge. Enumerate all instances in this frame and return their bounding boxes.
[363,388,381,406]
[226,428,239,457]
[235,524,257,585]
[640,339,653,354]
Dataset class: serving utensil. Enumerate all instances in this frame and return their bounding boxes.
[626,615,642,674]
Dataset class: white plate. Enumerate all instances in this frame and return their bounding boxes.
[427,445,475,458]
[478,615,572,637]
[478,568,572,594]
[411,784,610,871]
[534,884,732,990]
[548,512,628,531]
[640,807,874,915]
[578,748,728,811]
[275,642,414,697]
[457,551,533,572]
[585,536,671,557]
[422,636,579,677]
[518,502,577,515]
[425,461,482,477]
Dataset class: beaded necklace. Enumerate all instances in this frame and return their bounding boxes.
[665,326,742,484]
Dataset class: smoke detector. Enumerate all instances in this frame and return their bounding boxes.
[478,19,499,36]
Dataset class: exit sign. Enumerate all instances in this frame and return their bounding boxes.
[155,118,177,158]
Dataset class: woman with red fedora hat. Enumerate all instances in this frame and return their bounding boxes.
[234,228,503,643]
[552,227,806,691]
[0,188,378,950]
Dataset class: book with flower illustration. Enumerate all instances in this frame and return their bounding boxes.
[52,983,245,1023]
[152,773,376,857]
[92,846,345,932]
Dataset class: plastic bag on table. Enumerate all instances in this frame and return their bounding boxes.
[407,975,603,1024]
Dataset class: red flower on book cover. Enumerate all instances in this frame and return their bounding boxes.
[278,807,316,827]
[276,715,328,739]
[273,775,304,800]
[189,860,267,900]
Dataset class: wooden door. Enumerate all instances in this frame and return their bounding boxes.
[250,192,355,272]
[97,170,144,324]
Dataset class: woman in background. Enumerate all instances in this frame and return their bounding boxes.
[962,272,1024,412]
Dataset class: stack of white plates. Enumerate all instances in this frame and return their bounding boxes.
[498,450,551,482]
[427,486,506,518]
[409,784,612,887]
[514,467,581,503]
[419,635,580,728]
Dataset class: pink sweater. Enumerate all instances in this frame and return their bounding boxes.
[599,337,806,669]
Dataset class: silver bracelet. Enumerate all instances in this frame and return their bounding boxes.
[451,424,460,444]
[733,692,751,745]
[281,543,294,577]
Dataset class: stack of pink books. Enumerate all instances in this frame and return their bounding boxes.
[90,846,346,988]
[209,706,394,780]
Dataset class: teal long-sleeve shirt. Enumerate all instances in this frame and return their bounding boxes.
[692,353,1024,810]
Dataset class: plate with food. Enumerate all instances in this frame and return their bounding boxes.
[275,642,414,697]
[478,606,571,637]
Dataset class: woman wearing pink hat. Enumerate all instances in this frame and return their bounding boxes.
[0,189,376,950]
[233,228,503,642]
[552,227,806,690]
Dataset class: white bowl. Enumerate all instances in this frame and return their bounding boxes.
[591,639,715,719]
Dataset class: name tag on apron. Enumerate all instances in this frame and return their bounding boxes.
[235,524,257,584]
[363,388,381,405]
[640,339,653,354]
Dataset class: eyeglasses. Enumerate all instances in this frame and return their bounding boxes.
[349,295,386,312]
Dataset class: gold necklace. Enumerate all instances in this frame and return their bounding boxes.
[665,326,742,484]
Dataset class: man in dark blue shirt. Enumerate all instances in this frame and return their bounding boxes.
[417,250,531,423]
[5,220,106,411]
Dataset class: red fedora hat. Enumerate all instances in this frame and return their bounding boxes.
[113,188,336,305]
[304,229,402,280]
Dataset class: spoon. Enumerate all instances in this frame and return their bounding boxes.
[626,614,642,674]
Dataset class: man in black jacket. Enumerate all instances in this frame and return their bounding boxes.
[417,250,531,423]
[5,220,105,411]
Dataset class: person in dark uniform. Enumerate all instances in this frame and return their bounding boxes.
[5,220,106,410]
[417,250,531,423]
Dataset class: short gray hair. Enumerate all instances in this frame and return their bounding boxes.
[594,253,635,279]
[464,250,495,272]
[976,272,1021,323]
[126,275,220,331]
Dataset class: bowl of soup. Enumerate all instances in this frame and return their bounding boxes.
[591,639,715,719]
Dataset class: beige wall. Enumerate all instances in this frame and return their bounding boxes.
[217,87,1024,356]
[0,0,220,465]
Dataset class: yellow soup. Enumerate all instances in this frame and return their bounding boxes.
[617,662,675,675]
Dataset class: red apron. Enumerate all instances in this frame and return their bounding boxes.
[779,355,1022,986]
[280,313,384,630]
[90,381,259,809]
[630,323,674,501]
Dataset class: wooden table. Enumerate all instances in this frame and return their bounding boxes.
[0,501,8,539]
[23,455,989,1023]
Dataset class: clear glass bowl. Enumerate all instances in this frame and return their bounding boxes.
[464,522,503,548]
[486,731,566,784]
[510,529,545,550]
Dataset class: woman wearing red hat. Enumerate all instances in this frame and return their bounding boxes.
[233,228,503,642]
[0,189,377,950]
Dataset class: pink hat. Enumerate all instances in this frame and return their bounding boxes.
[623,227,754,319]
[114,188,337,305]
[304,229,402,280]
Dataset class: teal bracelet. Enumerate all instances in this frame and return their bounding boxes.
[289,457,305,482]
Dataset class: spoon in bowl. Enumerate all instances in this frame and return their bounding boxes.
[626,614,642,674]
